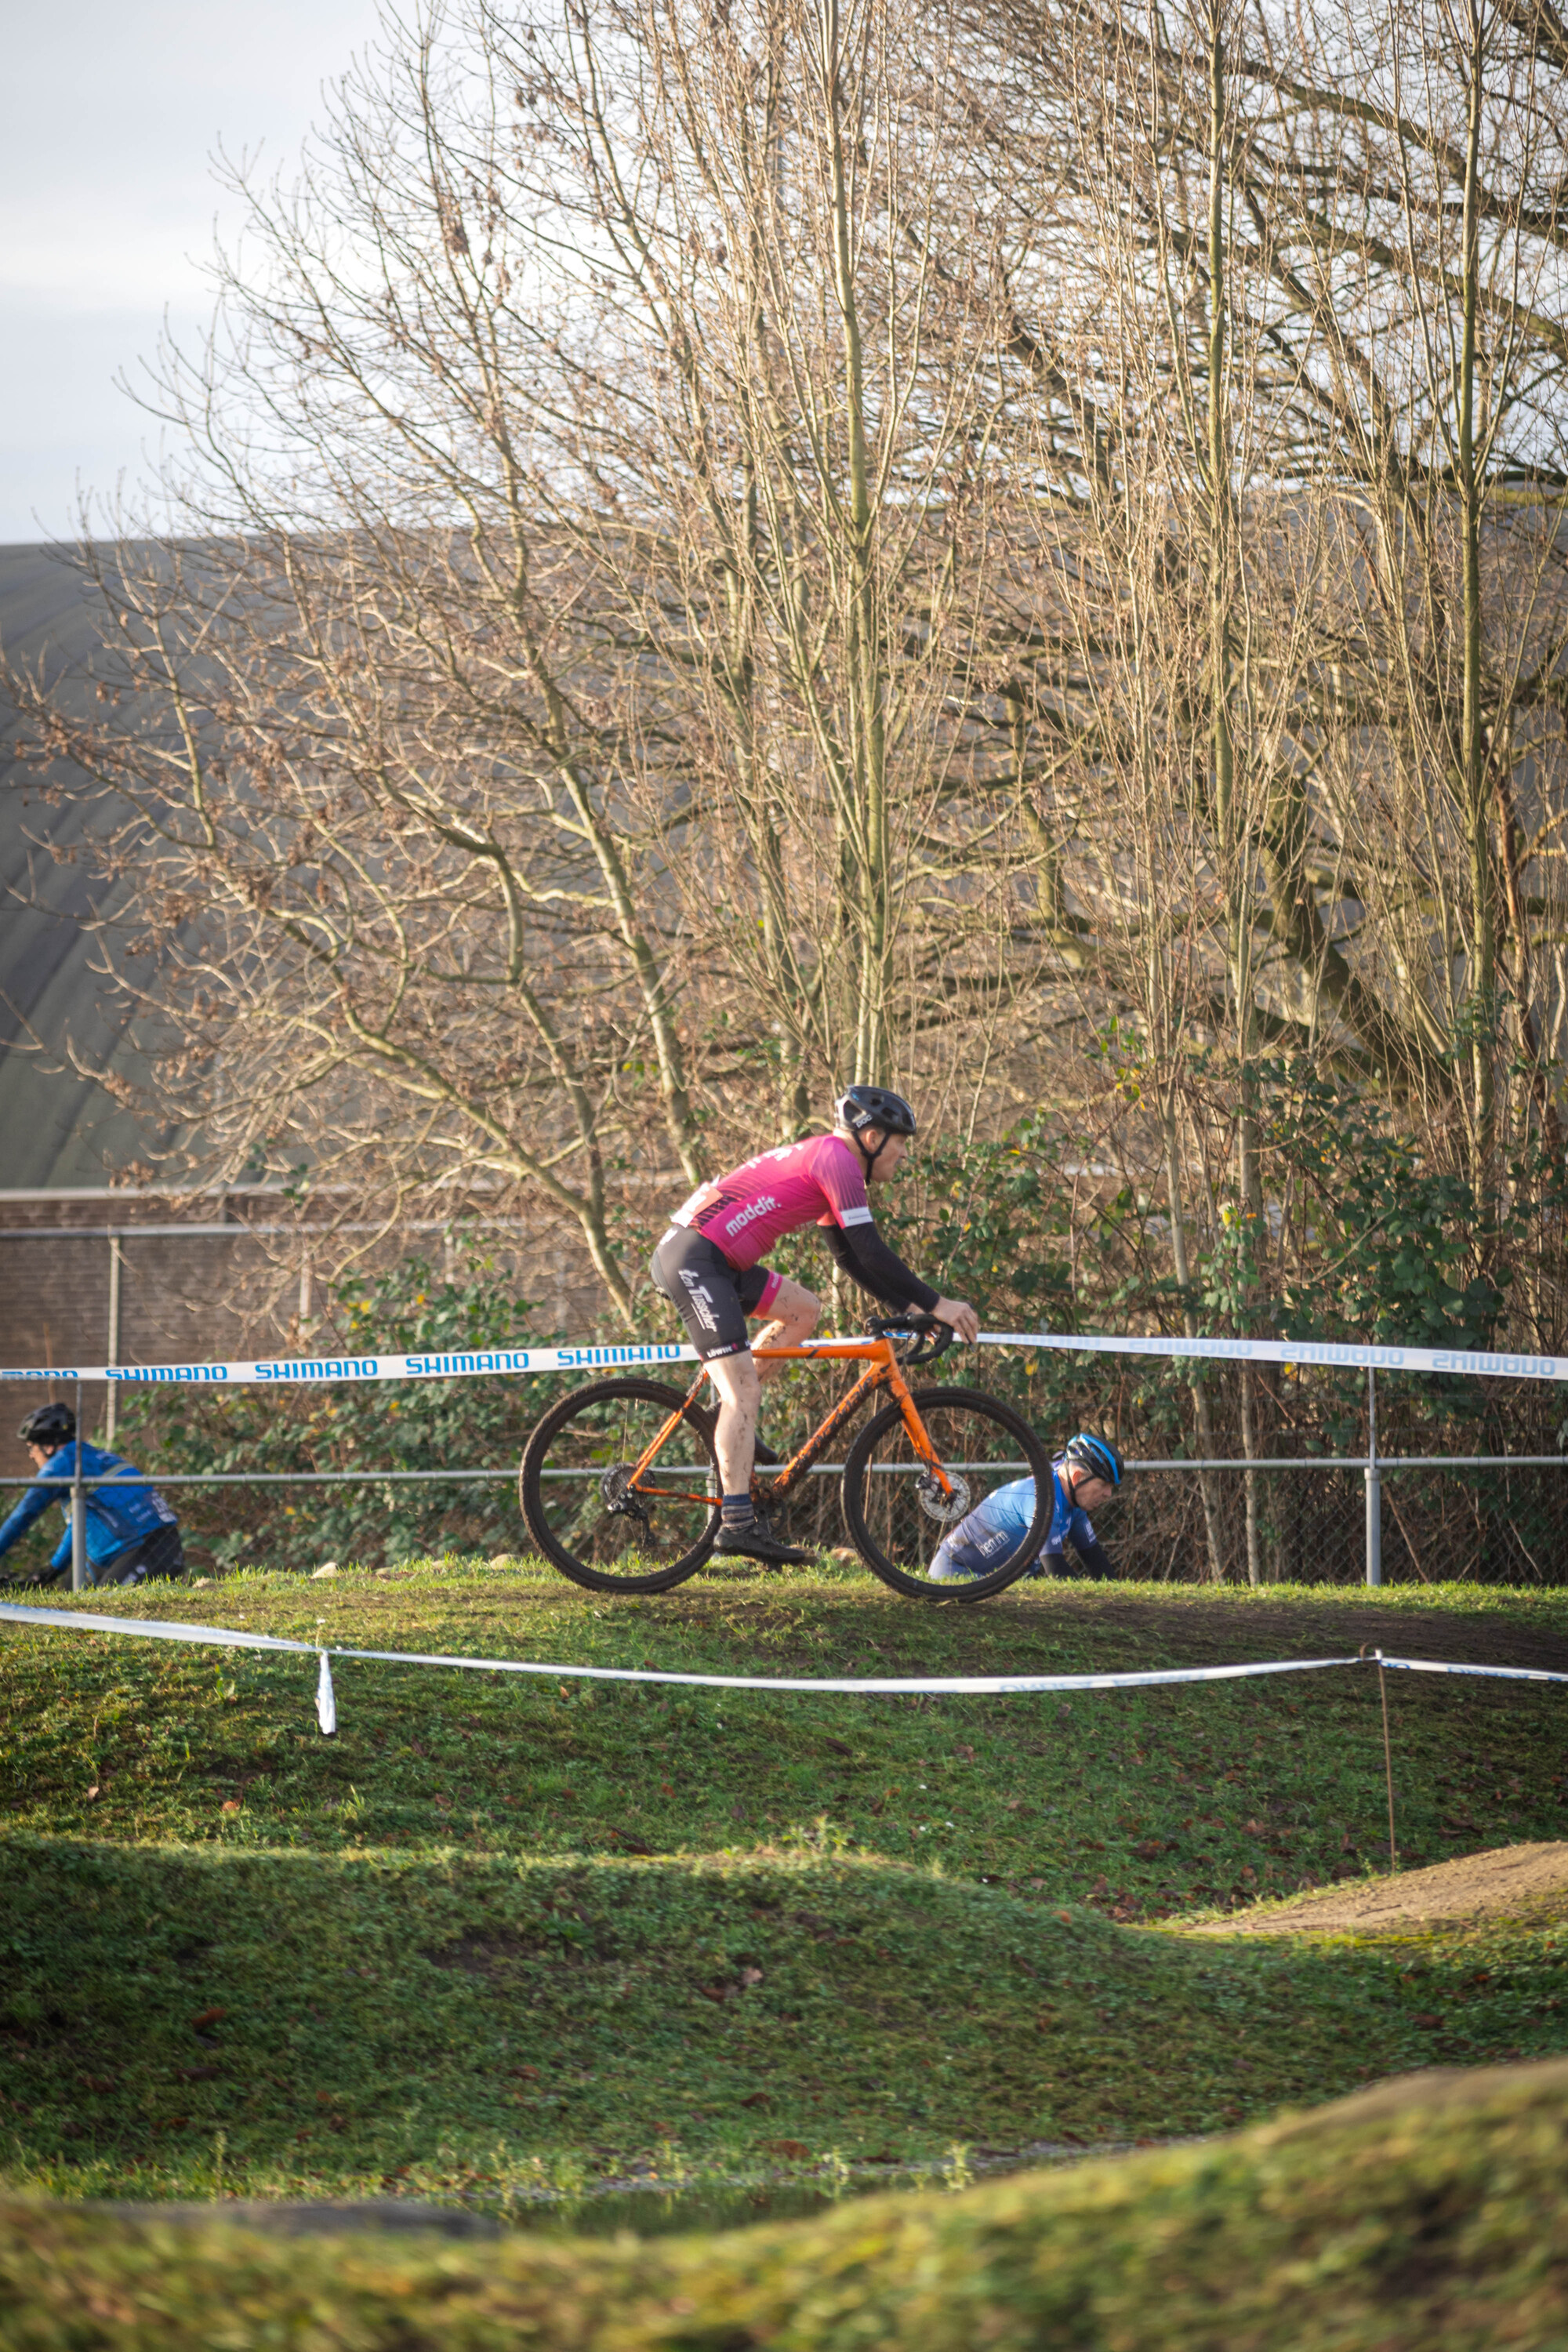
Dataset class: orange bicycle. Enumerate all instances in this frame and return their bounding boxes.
[518,1316,1051,1601]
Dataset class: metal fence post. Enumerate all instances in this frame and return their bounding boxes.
[71,1376,87,1593]
[1365,1366,1382,1588]
[103,1234,122,1446]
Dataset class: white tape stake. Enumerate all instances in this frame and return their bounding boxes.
[316,1650,337,1737]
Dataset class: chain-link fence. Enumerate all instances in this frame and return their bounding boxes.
[7,1435,1567,1588]
[1096,1454,1568,1586]
[7,1353,1568,1588]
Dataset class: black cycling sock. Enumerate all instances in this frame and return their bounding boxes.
[721,1494,756,1527]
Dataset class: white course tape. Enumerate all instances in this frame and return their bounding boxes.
[4,1606,1565,1738]
[321,1646,1369,1696]
[0,1602,310,1652]
[0,1599,1359,1690]
[0,1337,702,1388]
[979,1330,1566,1385]
[1377,1653,1568,1687]
[1,1327,1561,1388]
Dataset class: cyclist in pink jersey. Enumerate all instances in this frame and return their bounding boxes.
[650,1086,978,1563]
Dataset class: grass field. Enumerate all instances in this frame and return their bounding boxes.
[3,1562,1568,2205]
[6,2060,1568,2350]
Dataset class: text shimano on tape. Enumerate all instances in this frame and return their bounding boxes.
[2,1329,1562,1388]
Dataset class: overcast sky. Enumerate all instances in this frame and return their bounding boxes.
[0,0,383,544]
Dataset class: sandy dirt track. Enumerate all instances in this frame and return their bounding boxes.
[1192,1840,1568,1936]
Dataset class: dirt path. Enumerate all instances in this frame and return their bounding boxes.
[1192,1840,1568,1936]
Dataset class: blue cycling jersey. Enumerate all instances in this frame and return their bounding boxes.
[930,1467,1098,1579]
[0,1442,179,1577]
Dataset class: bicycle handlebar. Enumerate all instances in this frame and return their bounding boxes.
[862,1312,956,1367]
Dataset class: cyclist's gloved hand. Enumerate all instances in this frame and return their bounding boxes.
[931,1296,979,1344]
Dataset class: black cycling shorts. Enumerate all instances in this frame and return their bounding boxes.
[97,1523,186,1587]
[650,1226,776,1361]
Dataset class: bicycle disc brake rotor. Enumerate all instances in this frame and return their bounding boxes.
[601,1465,652,1525]
[916,1470,971,1525]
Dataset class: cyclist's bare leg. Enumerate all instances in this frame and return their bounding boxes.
[750,1277,818,1388]
[707,1351,761,1493]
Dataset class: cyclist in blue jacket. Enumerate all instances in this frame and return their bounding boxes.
[930,1432,1124,1583]
[0,1403,184,1586]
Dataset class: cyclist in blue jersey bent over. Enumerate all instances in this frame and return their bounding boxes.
[0,1403,184,1587]
[929,1432,1124,1583]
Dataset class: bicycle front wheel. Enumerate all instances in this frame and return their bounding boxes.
[520,1377,718,1594]
[840,1386,1051,1601]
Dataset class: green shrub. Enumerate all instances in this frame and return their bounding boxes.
[118,1248,570,1572]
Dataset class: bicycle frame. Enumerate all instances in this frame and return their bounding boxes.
[622,1336,954,1504]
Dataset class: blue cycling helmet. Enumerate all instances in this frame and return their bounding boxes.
[1063,1432,1124,1487]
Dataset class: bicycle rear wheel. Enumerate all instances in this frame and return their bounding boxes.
[840,1386,1051,1601]
[520,1377,718,1594]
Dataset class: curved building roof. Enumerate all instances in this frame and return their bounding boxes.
[0,542,169,1187]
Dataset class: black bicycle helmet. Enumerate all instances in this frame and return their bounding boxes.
[835,1085,917,1142]
[1062,1432,1124,1487]
[19,1403,75,1450]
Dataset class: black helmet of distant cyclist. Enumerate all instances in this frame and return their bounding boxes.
[1063,1432,1124,1487]
[836,1086,917,1147]
[18,1402,75,1450]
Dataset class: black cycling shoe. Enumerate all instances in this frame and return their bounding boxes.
[684,1405,783,1468]
[713,1519,814,1566]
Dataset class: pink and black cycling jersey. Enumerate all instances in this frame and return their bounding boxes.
[670,1134,874,1271]
[662,1132,941,1326]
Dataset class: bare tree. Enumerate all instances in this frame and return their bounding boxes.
[12,0,1568,1432]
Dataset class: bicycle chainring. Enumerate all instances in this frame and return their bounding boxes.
[916,1470,971,1525]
